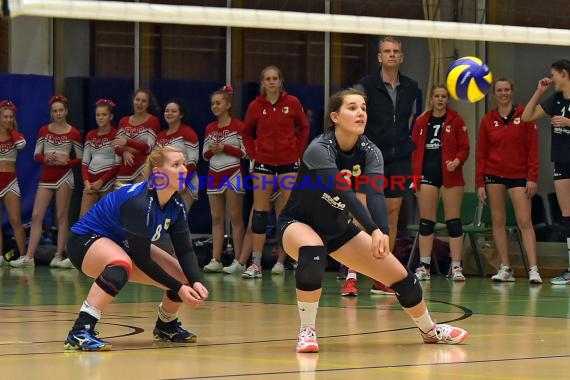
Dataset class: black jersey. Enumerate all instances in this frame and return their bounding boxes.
[281,132,389,238]
[422,114,445,173]
[540,92,570,163]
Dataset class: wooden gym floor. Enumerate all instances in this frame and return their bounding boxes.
[0,265,569,379]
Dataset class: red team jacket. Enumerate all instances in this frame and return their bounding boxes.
[242,91,310,166]
[411,107,470,189]
[476,104,539,188]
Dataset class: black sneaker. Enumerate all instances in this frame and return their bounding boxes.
[153,319,197,343]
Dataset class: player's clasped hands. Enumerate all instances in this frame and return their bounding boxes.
[178,283,209,307]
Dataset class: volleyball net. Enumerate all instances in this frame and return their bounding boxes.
[3,0,570,46]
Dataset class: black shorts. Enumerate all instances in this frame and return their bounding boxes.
[253,161,299,175]
[554,162,570,181]
[420,167,443,188]
[383,159,413,198]
[484,174,527,189]
[277,214,362,253]
[67,232,106,270]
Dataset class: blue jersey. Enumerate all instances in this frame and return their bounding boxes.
[72,181,187,247]
[71,182,201,290]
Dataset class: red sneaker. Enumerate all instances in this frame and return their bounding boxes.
[341,278,358,296]
[370,281,396,295]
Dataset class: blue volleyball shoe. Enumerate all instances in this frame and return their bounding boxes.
[64,329,112,351]
[153,319,197,343]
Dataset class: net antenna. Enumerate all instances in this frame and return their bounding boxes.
[6,0,570,46]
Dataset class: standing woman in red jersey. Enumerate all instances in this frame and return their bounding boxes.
[10,95,83,269]
[113,88,161,188]
[477,78,542,284]
[0,100,27,267]
[202,85,247,273]
[241,65,310,278]
[411,85,470,282]
[155,99,200,212]
[80,99,120,216]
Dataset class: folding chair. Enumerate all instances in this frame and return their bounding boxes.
[458,193,491,277]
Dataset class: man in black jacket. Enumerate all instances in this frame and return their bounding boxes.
[341,36,419,296]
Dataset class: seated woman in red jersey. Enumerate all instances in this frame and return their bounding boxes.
[10,95,83,269]
[155,99,199,212]
[202,85,247,273]
[0,100,27,266]
[80,99,120,216]
[478,78,542,284]
[113,88,161,188]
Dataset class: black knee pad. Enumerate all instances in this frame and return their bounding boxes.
[252,210,269,234]
[295,246,328,291]
[419,219,435,236]
[95,261,131,297]
[446,218,463,238]
[390,272,423,308]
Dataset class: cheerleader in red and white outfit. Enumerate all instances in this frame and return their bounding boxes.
[113,88,160,187]
[201,86,247,273]
[11,95,83,269]
[80,99,120,216]
[155,100,199,211]
[0,100,27,267]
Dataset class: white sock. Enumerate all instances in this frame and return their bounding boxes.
[346,270,357,281]
[252,252,262,266]
[529,265,538,272]
[411,309,435,333]
[298,301,318,330]
[451,260,461,269]
[420,257,431,266]
[80,300,102,320]
[157,303,177,323]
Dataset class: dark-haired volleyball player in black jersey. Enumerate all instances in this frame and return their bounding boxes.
[64,146,208,351]
[277,88,468,353]
[522,59,570,285]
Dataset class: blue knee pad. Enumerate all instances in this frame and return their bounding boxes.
[419,219,435,236]
[95,261,130,297]
[446,218,463,238]
[390,272,423,308]
[252,210,269,234]
[295,246,328,291]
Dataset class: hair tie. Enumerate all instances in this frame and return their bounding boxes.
[95,98,116,107]
[221,85,234,95]
[49,95,68,105]
[0,100,16,111]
